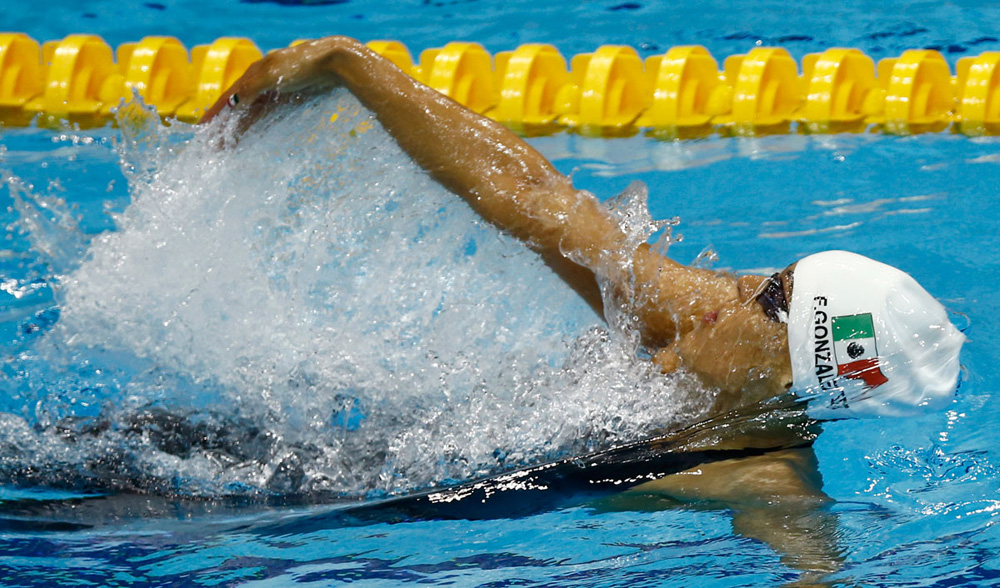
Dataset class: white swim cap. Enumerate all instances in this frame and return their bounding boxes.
[786,250,965,419]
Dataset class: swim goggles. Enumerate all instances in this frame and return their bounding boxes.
[756,271,792,323]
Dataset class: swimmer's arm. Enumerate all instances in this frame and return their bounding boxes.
[618,449,844,584]
[201,36,646,315]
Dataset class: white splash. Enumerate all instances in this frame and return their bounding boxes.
[3,93,713,497]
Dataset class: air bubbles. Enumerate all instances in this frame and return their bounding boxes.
[0,90,712,497]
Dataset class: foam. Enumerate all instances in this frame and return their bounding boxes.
[1,93,714,497]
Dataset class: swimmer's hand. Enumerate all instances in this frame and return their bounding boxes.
[200,37,361,137]
[200,37,350,126]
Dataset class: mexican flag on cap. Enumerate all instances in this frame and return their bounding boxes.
[832,313,889,389]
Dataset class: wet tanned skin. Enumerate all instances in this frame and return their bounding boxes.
[201,36,794,414]
[201,37,837,582]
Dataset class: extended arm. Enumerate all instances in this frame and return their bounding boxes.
[202,36,630,314]
[607,448,844,585]
[202,37,742,351]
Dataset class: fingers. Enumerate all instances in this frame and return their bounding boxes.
[199,36,362,126]
[199,92,231,124]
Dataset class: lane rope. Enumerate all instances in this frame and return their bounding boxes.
[2,33,998,136]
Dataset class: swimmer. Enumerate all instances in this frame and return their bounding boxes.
[201,37,965,582]
[202,36,964,420]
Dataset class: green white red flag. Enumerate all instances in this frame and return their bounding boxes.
[832,313,888,389]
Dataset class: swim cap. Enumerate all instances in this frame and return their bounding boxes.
[786,250,965,419]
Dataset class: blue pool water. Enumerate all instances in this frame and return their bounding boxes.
[2,1,1000,586]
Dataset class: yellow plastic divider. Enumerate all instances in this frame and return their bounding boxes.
[801,48,877,131]
[880,49,954,132]
[3,33,1000,137]
[417,42,496,114]
[105,36,192,116]
[25,34,118,116]
[558,45,649,128]
[492,43,568,125]
[723,47,802,130]
[638,46,729,128]
[0,33,42,108]
[957,51,1000,135]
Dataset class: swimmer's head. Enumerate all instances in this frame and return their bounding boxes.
[785,250,965,418]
